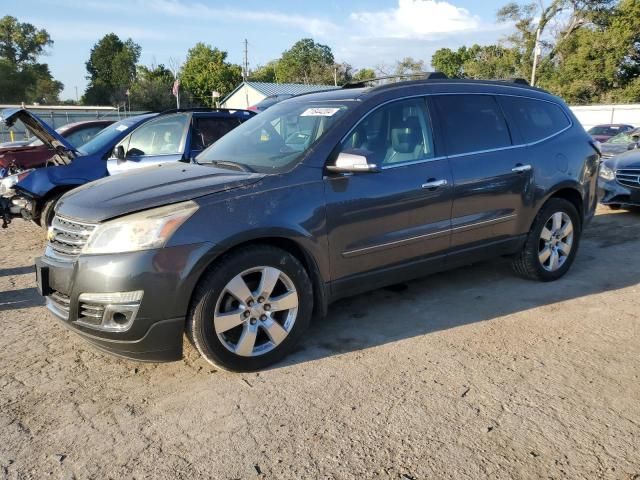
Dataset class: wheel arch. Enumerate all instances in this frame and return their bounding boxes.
[189,235,329,319]
[544,186,584,226]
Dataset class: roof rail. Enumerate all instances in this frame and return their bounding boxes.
[343,72,448,89]
[500,78,530,86]
[158,107,254,115]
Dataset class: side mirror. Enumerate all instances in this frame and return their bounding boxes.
[326,150,379,173]
[114,145,125,160]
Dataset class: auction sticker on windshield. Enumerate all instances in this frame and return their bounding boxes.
[301,107,341,117]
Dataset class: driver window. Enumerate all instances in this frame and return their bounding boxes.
[340,98,434,166]
[125,113,189,156]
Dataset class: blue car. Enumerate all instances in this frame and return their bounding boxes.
[1,108,254,227]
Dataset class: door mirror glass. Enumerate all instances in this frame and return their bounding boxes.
[114,145,125,160]
[327,150,380,173]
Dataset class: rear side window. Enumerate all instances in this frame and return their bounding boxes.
[191,117,241,150]
[499,96,570,144]
[433,95,511,156]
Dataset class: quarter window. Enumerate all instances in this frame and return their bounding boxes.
[191,117,242,151]
[433,95,512,156]
[499,96,570,143]
[340,98,435,167]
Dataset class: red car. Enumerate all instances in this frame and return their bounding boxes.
[587,123,634,143]
[0,119,113,176]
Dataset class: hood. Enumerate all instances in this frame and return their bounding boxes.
[600,142,635,157]
[0,108,76,162]
[605,149,640,170]
[56,161,264,222]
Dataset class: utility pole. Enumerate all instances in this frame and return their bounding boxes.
[75,86,78,103]
[530,0,544,86]
[243,39,249,81]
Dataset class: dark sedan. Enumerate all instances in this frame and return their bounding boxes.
[0,119,113,176]
[599,148,640,209]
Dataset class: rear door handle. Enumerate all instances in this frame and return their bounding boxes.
[512,164,532,173]
[421,179,448,189]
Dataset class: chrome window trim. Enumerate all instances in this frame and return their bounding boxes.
[332,91,574,171]
[342,213,517,257]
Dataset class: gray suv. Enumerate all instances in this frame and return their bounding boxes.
[35,76,600,371]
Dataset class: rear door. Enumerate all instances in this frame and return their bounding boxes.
[107,113,190,175]
[324,97,453,286]
[432,94,532,250]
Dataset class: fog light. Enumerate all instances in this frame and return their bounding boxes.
[77,291,143,332]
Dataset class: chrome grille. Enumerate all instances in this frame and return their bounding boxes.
[78,303,105,326]
[47,215,97,260]
[616,168,640,190]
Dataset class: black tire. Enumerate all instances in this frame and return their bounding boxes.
[186,245,313,371]
[40,194,62,229]
[512,198,581,282]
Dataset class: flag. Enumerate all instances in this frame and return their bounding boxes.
[172,79,180,97]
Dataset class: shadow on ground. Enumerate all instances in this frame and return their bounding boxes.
[278,209,640,368]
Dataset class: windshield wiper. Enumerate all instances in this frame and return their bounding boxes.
[204,160,254,172]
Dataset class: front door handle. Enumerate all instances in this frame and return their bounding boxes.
[421,179,448,189]
[512,164,532,173]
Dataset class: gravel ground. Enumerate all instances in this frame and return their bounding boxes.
[0,206,639,479]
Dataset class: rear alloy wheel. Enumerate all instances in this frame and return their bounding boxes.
[187,245,313,371]
[512,198,581,281]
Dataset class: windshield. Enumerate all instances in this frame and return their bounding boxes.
[197,100,352,173]
[606,130,640,144]
[78,117,150,156]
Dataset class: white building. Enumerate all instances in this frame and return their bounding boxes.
[221,82,339,110]
[569,104,640,130]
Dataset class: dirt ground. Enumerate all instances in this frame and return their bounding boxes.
[0,206,639,479]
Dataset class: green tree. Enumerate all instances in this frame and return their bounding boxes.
[0,16,52,66]
[432,45,523,79]
[83,33,141,106]
[180,42,242,107]
[250,60,280,82]
[352,67,376,82]
[129,64,175,111]
[276,38,335,84]
[0,16,62,103]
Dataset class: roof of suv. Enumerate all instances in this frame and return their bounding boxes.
[288,77,554,104]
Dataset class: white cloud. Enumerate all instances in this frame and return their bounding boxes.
[350,0,481,38]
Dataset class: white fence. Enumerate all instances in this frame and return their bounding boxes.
[569,104,640,130]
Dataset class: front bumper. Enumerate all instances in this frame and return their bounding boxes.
[35,242,216,362]
[598,177,640,206]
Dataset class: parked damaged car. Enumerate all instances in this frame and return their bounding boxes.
[34,76,599,371]
[0,119,114,177]
[599,148,640,209]
[600,127,640,160]
[0,107,254,228]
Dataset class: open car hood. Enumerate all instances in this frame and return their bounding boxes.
[0,108,77,163]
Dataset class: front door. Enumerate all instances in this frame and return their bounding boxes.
[324,97,453,287]
[107,113,190,175]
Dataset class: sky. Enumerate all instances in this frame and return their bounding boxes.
[8,0,514,100]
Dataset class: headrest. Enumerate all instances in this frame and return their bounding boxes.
[391,117,421,154]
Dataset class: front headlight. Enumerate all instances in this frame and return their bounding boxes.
[598,164,615,181]
[0,169,34,196]
[82,200,199,255]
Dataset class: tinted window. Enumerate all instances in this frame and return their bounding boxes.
[64,126,105,148]
[341,98,434,166]
[433,95,511,155]
[500,96,570,143]
[191,117,241,150]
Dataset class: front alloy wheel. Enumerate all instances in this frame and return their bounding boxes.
[214,267,299,357]
[188,245,313,371]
